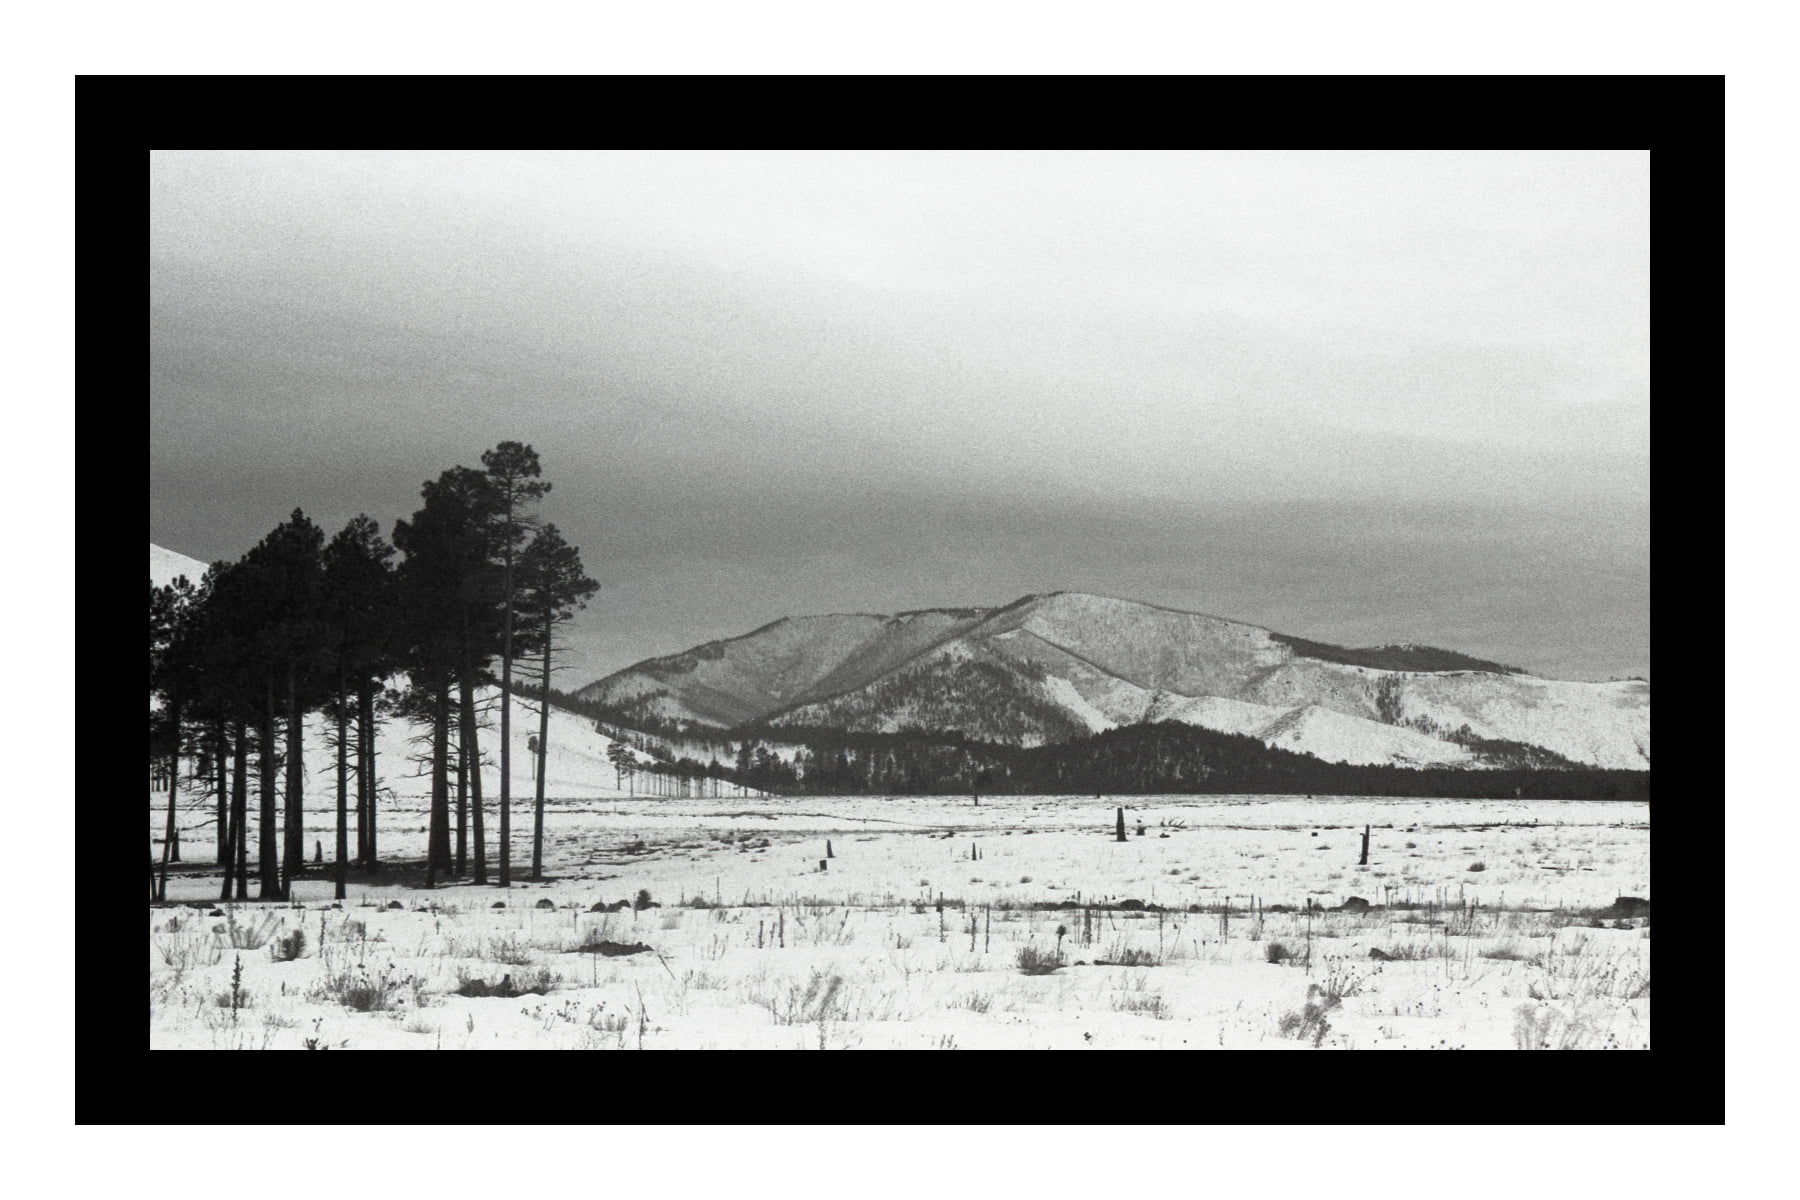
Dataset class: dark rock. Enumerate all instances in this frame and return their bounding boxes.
[1369,948,1394,960]
[207,909,225,917]
[1115,898,1146,911]
[535,898,555,910]
[583,940,652,957]
[588,900,609,912]
[386,901,404,910]
[1337,897,1372,913]
[1187,904,1202,913]
[1268,904,1295,913]
[1609,896,1651,918]
[491,901,506,909]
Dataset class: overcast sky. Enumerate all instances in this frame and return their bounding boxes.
[150,150,1648,684]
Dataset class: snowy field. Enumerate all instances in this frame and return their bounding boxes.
[149,792,1648,1049]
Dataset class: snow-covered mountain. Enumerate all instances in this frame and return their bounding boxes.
[151,543,211,589]
[579,591,1650,770]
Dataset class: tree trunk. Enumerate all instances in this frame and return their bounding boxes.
[158,694,180,901]
[282,668,302,897]
[354,684,367,863]
[429,675,452,876]
[335,673,349,900]
[232,718,249,900]
[532,610,551,880]
[461,671,487,884]
[218,721,236,903]
[358,680,376,866]
[1115,806,1126,843]
[455,700,468,876]
[215,717,229,864]
[219,779,238,903]
[258,673,281,898]
[499,540,514,888]
[456,604,471,876]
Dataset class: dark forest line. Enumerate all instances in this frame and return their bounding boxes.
[584,715,1650,801]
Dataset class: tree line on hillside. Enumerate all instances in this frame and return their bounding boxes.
[771,655,1091,745]
[148,442,598,902]
[1271,632,1525,675]
[749,721,1650,801]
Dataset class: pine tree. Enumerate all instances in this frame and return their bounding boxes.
[214,513,331,899]
[516,524,599,879]
[481,442,551,887]
[322,516,396,899]
[149,574,204,900]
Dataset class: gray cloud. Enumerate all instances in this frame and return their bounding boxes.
[151,151,1648,685]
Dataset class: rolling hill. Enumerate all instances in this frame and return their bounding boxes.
[579,591,1649,770]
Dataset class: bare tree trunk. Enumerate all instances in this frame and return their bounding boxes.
[429,676,452,876]
[335,673,349,900]
[532,610,551,880]
[499,500,517,888]
[461,671,487,884]
[232,718,249,900]
[282,668,303,897]
[258,673,281,898]
[455,701,468,876]
[219,779,238,903]
[455,609,470,876]
[215,717,229,864]
[358,681,376,866]
[158,695,180,901]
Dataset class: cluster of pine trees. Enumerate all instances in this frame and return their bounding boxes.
[760,721,1649,801]
[148,442,598,902]
[778,655,1088,744]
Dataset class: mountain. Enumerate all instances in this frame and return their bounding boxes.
[151,543,211,589]
[578,591,1650,770]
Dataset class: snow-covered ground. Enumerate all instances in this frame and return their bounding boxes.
[150,792,1648,1050]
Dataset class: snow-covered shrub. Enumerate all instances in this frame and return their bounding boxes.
[269,928,307,961]
[223,908,282,950]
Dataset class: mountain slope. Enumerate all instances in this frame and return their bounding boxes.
[579,607,992,727]
[580,590,1650,770]
[151,543,211,589]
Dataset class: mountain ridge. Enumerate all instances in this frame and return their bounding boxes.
[577,590,1649,770]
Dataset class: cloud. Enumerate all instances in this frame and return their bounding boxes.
[151,150,1648,684]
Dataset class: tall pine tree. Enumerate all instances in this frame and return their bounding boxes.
[322,515,397,899]
[516,524,599,879]
[481,442,550,887]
